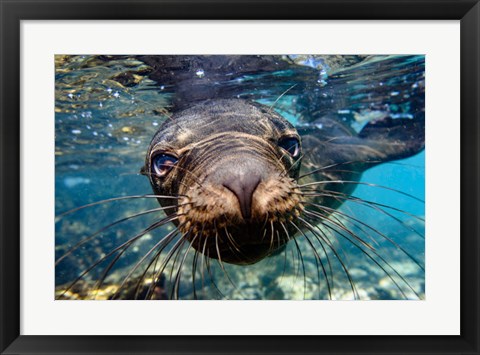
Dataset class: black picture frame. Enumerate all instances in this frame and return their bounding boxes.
[1,1,478,354]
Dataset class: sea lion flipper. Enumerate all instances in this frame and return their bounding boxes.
[357,111,425,165]
[300,112,424,174]
[298,112,424,211]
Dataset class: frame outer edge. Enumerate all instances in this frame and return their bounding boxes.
[1,0,479,354]
[0,0,477,20]
[0,2,21,355]
[461,2,480,354]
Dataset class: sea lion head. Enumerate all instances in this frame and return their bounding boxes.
[143,99,304,265]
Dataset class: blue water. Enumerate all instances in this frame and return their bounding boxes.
[55,55,425,300]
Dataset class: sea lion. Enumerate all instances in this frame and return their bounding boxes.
[54,55,425,300]
[141,98,424,269]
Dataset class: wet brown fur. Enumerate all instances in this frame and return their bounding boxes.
[144,100,306,264]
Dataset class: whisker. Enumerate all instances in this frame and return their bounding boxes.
[297,160,382,180]
[268,220,275,253]
[192,245,200,300]
[305,204,425,271]
[223,225,242,254]
[172,233,197,300]
[312,168,363,176]
[282,152,305,178]
[268,83,297,114]
[214,230,242,297]
[302,188,425,223]
[280,222,306,299]
[275,229,282,252]
[168,233,188,286]
[297,216,359,300]
[192,224,205,300]
[302,190,425,245]
[322,220,413,299]
[303,209,375,251]
[55,207,183,266]
[298,180,424,203]
[57,217,175,299]
[277,145,293,162]
[131,226,182,300]
[289,221,332,299]
[199,224,207,298]
[132,239,168,300]
[205,249,228,300]
[145,234,189,300]
[56,194,183,218]
[277,240,289,286]
[304,212,420,299]
[111,226,181,300]
[329,191,425,239]
[300,188,425,244]
[144,164,204,188]
[289,248,296,295]
[291,229,302,289]
[92,245,129,300]
[223,227,251,263]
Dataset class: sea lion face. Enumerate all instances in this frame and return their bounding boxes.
[144,99,304,265]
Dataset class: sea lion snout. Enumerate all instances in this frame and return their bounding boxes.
[177,172,303,230]
[209,158,269,221]
[175,171,304,264]
[222,173,261,220]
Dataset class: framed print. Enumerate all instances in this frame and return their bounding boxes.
[53,53,427,302]
[1,0,479,354]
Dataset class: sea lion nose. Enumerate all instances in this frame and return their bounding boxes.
[223,174,261,220]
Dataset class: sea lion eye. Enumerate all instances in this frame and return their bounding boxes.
[278,137,300,158]
[151,153,178,177]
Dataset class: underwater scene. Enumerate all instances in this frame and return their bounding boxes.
[55,55,425,300]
